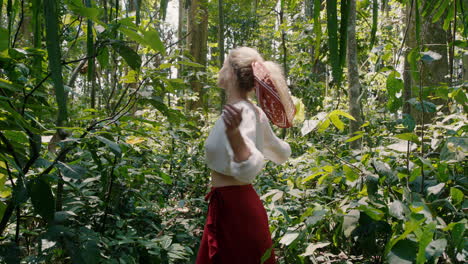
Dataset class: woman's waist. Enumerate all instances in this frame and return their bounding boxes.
[210,170,252,188]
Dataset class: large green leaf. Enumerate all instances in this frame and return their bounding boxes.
[342,209,359,237]
[416,222,435,264]
[440,137,467,162]
[27,177,55,223]
[387,239,417,264]
[451,222,465,252]
[66,0,101,21]
[111,42,141,70]
[407,98,436,113]
[389,200,407,220]
[95,135,121,156]
[142,29,165,54]
[450,187,464,206]
[57,161,87,179]
[425,239,447,259]
[432,0,449,23]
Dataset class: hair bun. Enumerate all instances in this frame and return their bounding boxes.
[236,66,255,92]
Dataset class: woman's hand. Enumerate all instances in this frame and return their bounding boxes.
[222,104,251,162]
[222,104,243,135]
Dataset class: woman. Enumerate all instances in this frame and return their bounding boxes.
[196,47,294,264]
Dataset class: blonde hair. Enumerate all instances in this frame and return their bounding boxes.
[227,47,295,124]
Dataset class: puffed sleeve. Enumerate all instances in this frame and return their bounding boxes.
[223,102,265,183]
[262,117,292,164]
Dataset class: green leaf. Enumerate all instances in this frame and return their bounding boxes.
[306,209,327,226]
[97,46,109,68]
[386,71,403,97]
[385,214,426,257]
[177,61,205,68]
[302,170,327,183]
[387,239,418,264]
[57,161,87,179]
[317,117,331,132]
[329,112,344,131]
[358,205,384,221]
[300,242,331,257]
[343,165,358,181]
[425,239,447,259]
[27,177,55,223]
[159,171,172,184]
[451,222,465,251]
[427,183,445,196]
[450,187,463,205]
[440,137,467,162]
[111,42,141,70]
[395,133,420,143]
[416,222,435,264]
[389,200,407,220]
[365,174,379,197]
[279,232,299,246]
[330,110,356,121]
[95,135,121,156]
[0,79,21,92]
[292,95,305,123]
[345,133,364,143]
[260,246,272,264]
[401,114,415,132]
[343,209,359,237]
[301,120,320,136]
[407,98,436,113]
[142,29,165,54]
[432,0,449,23]
[66,0,100,20]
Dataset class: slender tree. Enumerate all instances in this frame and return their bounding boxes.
[346,0,362,149]
[187,0,208,110]
[218,0,226,110]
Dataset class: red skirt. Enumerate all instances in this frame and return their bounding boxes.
[195,184,276,264]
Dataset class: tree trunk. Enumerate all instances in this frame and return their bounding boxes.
[218,0,226,111]
[403,0,448,121]
[463,51,468,82]
[346,0,362,149]
[186,0,208,110]
[279,0,288,77]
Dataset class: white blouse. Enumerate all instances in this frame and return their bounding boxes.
[204,100,292,183]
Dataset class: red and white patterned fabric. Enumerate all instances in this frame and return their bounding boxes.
[252,61,295,128]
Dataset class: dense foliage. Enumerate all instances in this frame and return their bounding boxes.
[0,0,466,263]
